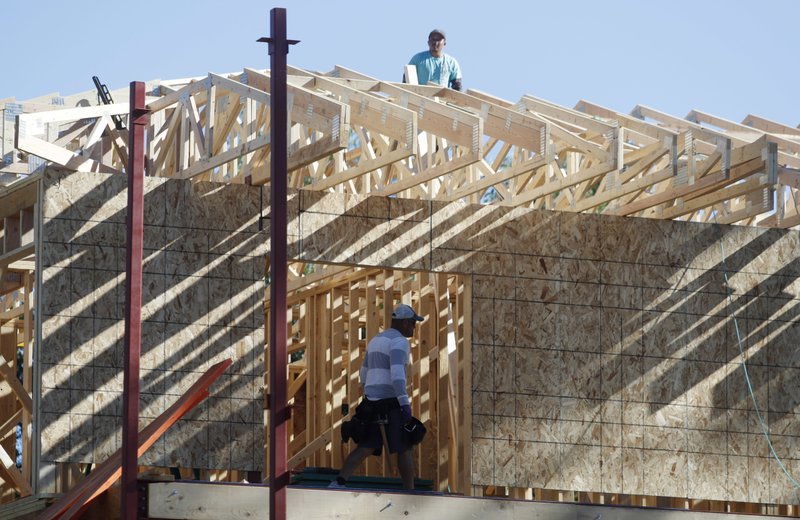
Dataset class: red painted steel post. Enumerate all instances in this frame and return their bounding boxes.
[122,81,148,520]
[258,8,298,520]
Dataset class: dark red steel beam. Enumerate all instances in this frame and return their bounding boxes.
[122,81,148,520]
[258,8,298,520]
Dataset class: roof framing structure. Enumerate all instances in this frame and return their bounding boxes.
[3,63,800,519]
[3,65,800,230]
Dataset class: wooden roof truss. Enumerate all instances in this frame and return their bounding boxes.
[5,66,800,229]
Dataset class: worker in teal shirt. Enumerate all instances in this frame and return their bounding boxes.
[407,29,462,91]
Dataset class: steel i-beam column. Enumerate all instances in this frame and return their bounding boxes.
[258,8,297,520]
[122,81,148,520]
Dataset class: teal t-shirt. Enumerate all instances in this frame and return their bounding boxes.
[408,51,461,88]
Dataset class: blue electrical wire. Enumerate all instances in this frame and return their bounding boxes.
[714,196,800,495]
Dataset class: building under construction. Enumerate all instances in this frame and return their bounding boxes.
[1,18,800,518]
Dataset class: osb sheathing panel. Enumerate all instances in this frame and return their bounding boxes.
[36,172,800,504]
[39,169,266,479]
[462,204,800,504]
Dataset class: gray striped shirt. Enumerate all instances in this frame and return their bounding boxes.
[360,328,410,406]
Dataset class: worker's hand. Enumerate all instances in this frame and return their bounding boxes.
[401,404,412,421]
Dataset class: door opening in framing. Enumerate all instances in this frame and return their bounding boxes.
[264,262,471,493]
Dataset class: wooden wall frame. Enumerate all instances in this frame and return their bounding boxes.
[265,263,471,493]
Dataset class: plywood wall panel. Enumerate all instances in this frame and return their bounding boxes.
[767,318,800,368]
[561,212,602,260]
[689,452,727,500]
[517,302,556,348]
[471,207,522,255]
[517,416,558,444]
[515,254,560,283]
[92,415,120,461]
[372,219,430,270]
[601,445,623,494]
[562,444,601,490]
[471,438,493,485]
[771,459,800,504]
[562,352,602,399]
[600,353,623,400]
[683,221,723,271]
[494,437,516,484]
[472,251,515,278]
[748,457,771,502]
[70,414,94,461]
[35,170,800,504]
[471,298,494,346]
[643,450,688,497]
[601,217,649,263]
[514,210,561,258]
[471,344,493,392]
[493,299,516,346]
[389,197,431,222]
[686,361,727,409]
[430,201,473,251]
[516,348,560,396]
[39,170,265,476]
[557,305,600,353]
[493,346,515,394]
[562,281,601,307]
[521,440,562,489]
[637,218,687,267]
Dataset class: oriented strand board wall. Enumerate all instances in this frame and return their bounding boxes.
[38,170,266,489]
[37,172,800,504]
[294,191,800,504]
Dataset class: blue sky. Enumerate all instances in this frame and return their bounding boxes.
[4,0,798,127]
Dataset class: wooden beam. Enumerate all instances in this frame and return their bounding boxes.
[0,244,35,272]
[287,428,333,470]
[608,156,764,217]
[575,99,678,142]
[146,77,209,113]
[0,353,31,413]
[507,160,614,207]
[656,174,770,220]
[287,369,306,400]
[292,73,417,152]
[428,88,547,151]
[576,166,674,213]
[443,153,548,202]
[632,104,741,147]
[244,68,352,138]
[0,305,24,325]
[0,443,31,496]
[37,359,232,520]
[0,177,38,220]
[742,113,800,136]
[374,82,482,151]
[307,148,412,191]
[0,409,21,441]
[374,154,480,197]
[520,94,615,136]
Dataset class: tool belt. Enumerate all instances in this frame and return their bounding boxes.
[340,398,400,444]
[356,397,400,419]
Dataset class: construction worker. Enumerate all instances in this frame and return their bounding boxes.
[330,304,425,490]
[407,29,462,91]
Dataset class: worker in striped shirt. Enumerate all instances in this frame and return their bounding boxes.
[331,304,424,490]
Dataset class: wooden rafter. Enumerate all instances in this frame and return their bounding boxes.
[5,65,798,232]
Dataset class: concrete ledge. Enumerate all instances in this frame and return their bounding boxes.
[146,481,786,520]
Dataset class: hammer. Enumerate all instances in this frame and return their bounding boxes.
[376,414,393,473]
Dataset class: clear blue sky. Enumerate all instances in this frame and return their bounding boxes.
[3,0,798,127]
